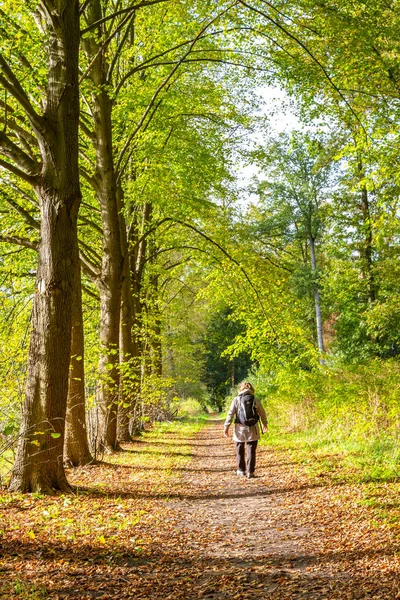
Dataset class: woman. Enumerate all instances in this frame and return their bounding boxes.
[224,381,268,478]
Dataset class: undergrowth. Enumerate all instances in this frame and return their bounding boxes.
[251,358,400,483]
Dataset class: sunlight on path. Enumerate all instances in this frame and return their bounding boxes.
[169,418,310,559]
[1,418,399,599]
[162,418,400,599]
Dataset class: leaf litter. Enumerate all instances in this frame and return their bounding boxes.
[1,417,400,598]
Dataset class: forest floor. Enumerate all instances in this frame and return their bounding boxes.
[1,416,400,599]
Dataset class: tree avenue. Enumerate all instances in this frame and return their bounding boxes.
[1,0,400,494]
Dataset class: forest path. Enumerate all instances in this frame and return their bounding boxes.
[162,417,400,599]
[1,417,400,599]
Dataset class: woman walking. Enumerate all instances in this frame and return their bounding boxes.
[224,381,268,478]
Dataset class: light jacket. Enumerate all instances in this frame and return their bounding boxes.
[224,390,268,442]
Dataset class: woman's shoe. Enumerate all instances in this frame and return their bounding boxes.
[247,472,255,478]
[236,470,245,476]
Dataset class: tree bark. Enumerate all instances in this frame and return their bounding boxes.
[117,261,135,442]
[64,263,92,466]
[360,187,376,303]
[309,235,325,356]
[150,276,163,377]
[84,0,124,453]
[116,186,133,442]
[9,0,81,494]
[123,202,151,433]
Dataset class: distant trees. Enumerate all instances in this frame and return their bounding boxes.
[252,132,334,358]
[202,308,253,411]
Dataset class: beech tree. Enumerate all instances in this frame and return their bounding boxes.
[251,132,334,357]
[76,0,265,448]
[0,190,92,467]
[0,0,82,493]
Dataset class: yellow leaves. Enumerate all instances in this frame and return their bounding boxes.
[2,418,400,598]
[41,505,59,520]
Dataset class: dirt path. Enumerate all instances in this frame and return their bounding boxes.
[2,417,400,599]
[158,417,400,599]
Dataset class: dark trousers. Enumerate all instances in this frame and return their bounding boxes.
[236,440,258,473]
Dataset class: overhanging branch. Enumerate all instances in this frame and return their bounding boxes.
[80,0,170,35]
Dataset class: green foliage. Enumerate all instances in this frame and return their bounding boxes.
[255,358,400,481]
[202,307,253,410]
[170,397,205,419]
[2,0,400,477]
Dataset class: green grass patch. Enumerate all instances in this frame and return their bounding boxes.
[262,422,400,483]
[0,579,48,599]
[261,423,400,533]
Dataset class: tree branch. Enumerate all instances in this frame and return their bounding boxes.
[9,183,38,207]
[78,214,103,235]
[80,0,169,34]
[82,281,100,300]
[79,165,98,190]
[116,6,237,171]
[0,54,44,132]
[79,249,100,281]
[0,131,40,176]
[0,115,38,149]
[239,0,368,136]
[80,239,102,265]
[172,219,276,334]
[114,26,249,95]
[0,158,38,185]
[0,235,38,250]
[145,245,224,266]
[1,193,40,230]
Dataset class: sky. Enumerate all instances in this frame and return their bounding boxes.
[237,84,301,206]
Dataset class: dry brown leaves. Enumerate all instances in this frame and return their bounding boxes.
[1,418,400,599]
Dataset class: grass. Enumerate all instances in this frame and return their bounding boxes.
[262,423,400,482]
[260,421,400,534]
[0,414,209,487]
[8,580,48,599]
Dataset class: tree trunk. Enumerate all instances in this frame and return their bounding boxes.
[117,266,135,442]
[64,263,92,466]
[116,187,133,442]
[84,0,124,453]
[151,288,163,377]
[9,0,81,494]
[360,187,376,303]
[124,202,151,433]
[309,235,325,356]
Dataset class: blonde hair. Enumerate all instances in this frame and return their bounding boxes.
[239,381,254,393]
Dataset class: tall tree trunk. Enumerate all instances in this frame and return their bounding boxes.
[64,263,92,466]
[97,280,121,452]
[117,187,133,442]
[94,91,123,453]
[360,186,376,303]
[309,235,325,355]
[125,202,151,432]
[151,288,163,377]
[84,0,123,453]
[117,264,135,442]
[9,0,81,494]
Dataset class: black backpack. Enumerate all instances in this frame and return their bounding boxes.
[236,393,259,427]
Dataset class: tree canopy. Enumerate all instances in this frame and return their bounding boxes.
[1,0,400,494]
